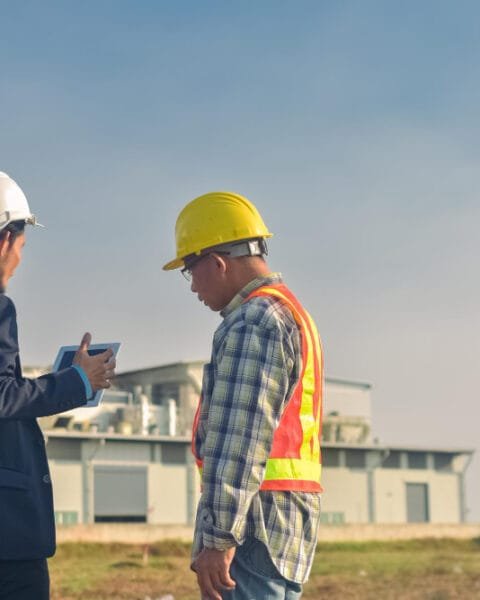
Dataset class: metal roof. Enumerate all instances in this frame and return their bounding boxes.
[116,362,373,390]
[116,360,205,377]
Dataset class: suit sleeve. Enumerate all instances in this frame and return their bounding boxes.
[0,295,88,419]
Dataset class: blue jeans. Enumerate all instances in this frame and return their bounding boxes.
[222,538,303,600]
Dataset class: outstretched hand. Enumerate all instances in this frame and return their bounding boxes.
[73,332,116,392]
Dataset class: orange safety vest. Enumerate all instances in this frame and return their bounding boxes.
[192,283,324,493]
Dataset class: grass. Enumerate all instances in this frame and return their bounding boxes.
[49,538,480,599]
[304,538,480,599]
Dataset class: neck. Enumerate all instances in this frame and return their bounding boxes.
[226,256,271,299]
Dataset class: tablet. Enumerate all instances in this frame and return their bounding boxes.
[52,343,121,407]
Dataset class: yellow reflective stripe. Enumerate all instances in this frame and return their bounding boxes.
[298,312,316,461]
[264,457,322,482]
[259,286,319,462]
[305,309,323,462]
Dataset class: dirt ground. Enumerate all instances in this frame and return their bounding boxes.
[49,538,480,600]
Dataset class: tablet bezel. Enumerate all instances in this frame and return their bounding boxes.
[52,343,121,407]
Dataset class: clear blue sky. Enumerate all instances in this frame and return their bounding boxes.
[2,1,479,520]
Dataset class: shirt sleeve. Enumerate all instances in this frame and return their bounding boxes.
[71,365,93,400]
[200,307,297,550]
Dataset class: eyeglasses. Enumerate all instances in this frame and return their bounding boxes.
[181,254,209,282]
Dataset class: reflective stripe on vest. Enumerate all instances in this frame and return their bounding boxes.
[191,283,323,493]
[246,284,323,492]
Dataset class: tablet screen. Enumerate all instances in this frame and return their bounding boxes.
[56,348,106,371]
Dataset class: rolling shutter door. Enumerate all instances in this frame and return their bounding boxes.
[94,466,147,522]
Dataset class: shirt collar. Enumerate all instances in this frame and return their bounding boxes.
[220,272,284,318]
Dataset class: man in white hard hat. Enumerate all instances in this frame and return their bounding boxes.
[0,172,116,599]
[164,192,324,600]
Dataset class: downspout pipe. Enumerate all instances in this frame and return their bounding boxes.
[367,448,390,524]
[459,452,474,523]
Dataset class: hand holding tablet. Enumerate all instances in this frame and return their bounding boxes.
[52,333,121,407]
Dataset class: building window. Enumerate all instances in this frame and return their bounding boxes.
[55,511,79,525]
[434,453,454,472]
[345,450,366,469]
[320,512,345,525]
[382,451,401,469]
[408,452,427,469]
[162,444,186,465]
[46,439,81,461]
[152,384,179,406]
[322,448,340,467]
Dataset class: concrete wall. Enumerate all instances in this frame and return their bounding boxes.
[375,468,461,523]
[324,380,371,423]
[321,467,369,523]
[148,463,188,524]
[46,435,469,527]
[321,465,462,524]
[56,522,480,544]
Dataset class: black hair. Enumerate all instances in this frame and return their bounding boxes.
[0,220,26,242]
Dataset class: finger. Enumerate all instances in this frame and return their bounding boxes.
[91,351,114,366]
[199,571,222,600]
[210,571,228,595]
[197,569,211,599]
[79,332,91,353]
[219,566,236,589]
[100,359,116,375]
[100,348,114,361]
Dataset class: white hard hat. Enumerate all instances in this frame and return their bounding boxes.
[0,171,43,232]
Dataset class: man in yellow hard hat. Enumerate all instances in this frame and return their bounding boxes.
[164,192,324,600]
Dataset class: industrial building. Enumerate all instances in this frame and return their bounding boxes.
[30,362,473,527]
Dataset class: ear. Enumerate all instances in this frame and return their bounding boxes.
[211,253,228,275]
[0,232,11,259]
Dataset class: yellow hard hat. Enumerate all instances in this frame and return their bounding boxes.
[163,191,273,270]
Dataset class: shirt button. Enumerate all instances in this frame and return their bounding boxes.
[42,474,51,484]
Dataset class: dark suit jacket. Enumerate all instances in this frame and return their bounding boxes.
[0,294,87,560]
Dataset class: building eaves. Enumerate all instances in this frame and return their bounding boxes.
[323,441,475,455]
[325,377,372,389]
[44,430,191,443]
[42,432,474,456]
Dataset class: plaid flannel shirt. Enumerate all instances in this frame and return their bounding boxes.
[192,273,322,583]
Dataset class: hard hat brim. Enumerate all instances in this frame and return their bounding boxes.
[162,257,184,271]
[163,232,273,271]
